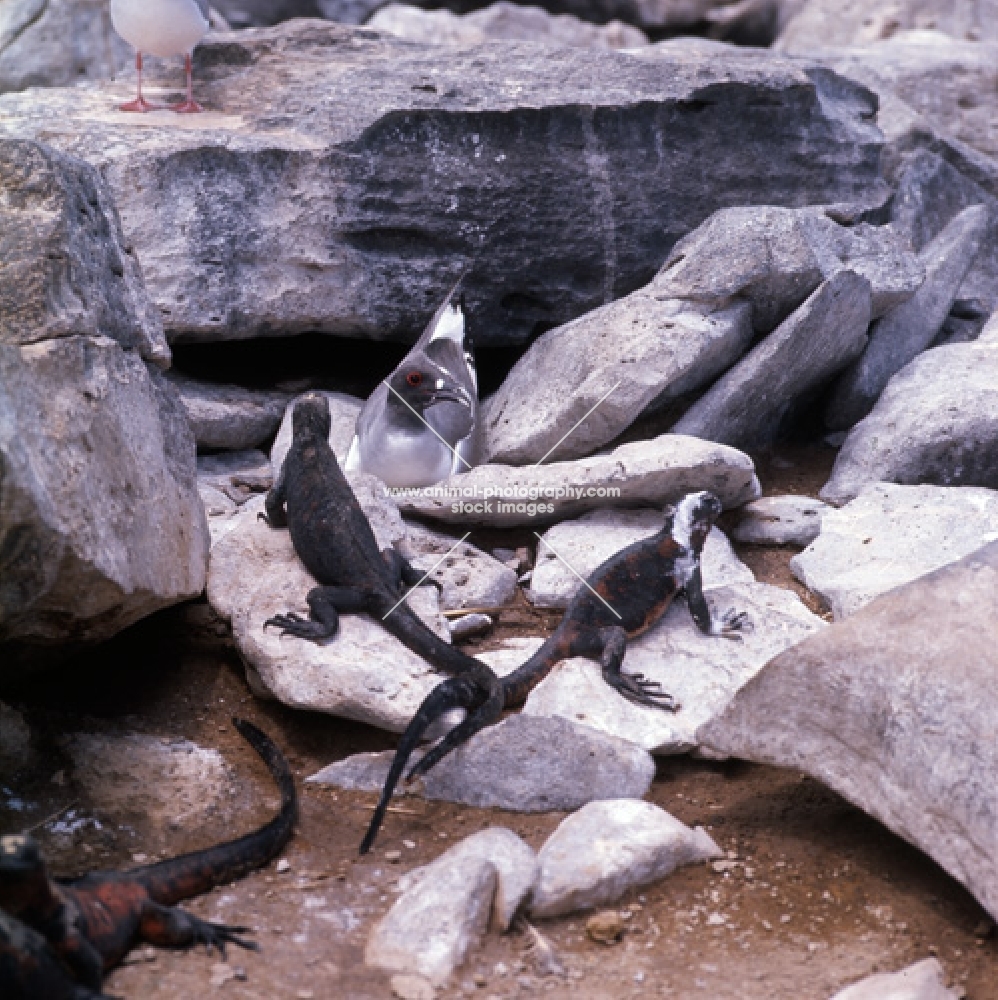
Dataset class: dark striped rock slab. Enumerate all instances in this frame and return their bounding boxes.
[0,20,884,346]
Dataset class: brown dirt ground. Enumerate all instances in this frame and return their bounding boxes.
[2,445,995,1000]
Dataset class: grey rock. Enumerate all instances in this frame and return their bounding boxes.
[889,148,998,312]
[528,511,752,609]
[0,21,885,346]
[776,0,998,48]
[829,958,961,1000]
[821,340,998,504]
[699,542,998,922]
[270,391,363,473]
[791,483,998,619]
[165,371,289,452]
[520,581,825,755]
[394,434,761,528]
[395,828,538,932]
[366,850,497,985]
[733,494,830,547]
[826,205,989,430]
[389,975,437,1000]
[529,799,721,918]
[197,449,273,505]
[777,31,998,162]
[207,496,449,732]
[0,702,32,775]
[0,138,167,366]
[673,271,872,450]
[308,713,655,810]
[0,337,209,672]
[484,292,753,465]
[447,612,493,640]
[983,309,998,342]
[0,0,135,95]
[402,522,518,611]
[367,2,649,49]
[656,205,922,333]
[213,0,325,27]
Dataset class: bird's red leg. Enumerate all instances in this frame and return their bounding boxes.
[171,54,203,113]
[120,52,159,112]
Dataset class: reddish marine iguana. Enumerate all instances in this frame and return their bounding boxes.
[359,490,747,852]
[0,718,296,994]
[1,908,117,1000]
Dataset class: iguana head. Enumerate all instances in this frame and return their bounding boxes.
[671,491,723,554]
[292,392,332,442]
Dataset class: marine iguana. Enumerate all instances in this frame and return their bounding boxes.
[0,908,117,1000]
[345,279,481,487]
[359,490,747,852]
[0,718,296,993]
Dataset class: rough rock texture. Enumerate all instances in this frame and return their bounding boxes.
[829,958,962,1000]
[62,732,234,833]
[207,496,449,732]
[402,522,518,611]
[394,433,761,527]
[0,21,885,346]
[655,205,922,332]
[733,494,830,547]
[826,205,989,430]
[309,713,656,810]
[673,271,872,449]
[822,340,998,504]
[528,512,752,609]
[0,0,133,95]
[270,391,363,471]
[214,0,326,27]
[395,828,538,932]
[776,0,998,49]
[0,337,210,670]
[165,371,289,452]
[700,542,998,922]
[365,850,497,985]
[0,139,168,366]
[197,449,273,505]
[889,148,998,312]
[791,483,998,619]
[367,2,649,49]
[529,799,721,918]
[519,582,825,755]
[484,292,753,465]
[777,31,998,161]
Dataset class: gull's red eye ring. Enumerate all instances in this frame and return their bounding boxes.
[406,371,423,387]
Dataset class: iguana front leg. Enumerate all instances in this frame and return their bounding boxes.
[685,565,749,639]
[259,463,288,528]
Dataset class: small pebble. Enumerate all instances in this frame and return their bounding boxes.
[390,973,437,1000]
[385,849,402,863]
[403,839,417,850]
[586,910,625,944]
[276,859,291,873]
[131,853,149,864]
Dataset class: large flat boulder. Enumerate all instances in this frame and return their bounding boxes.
[0,20,885,346]
[699,542,998,922]
[821,341,998,504]
[394,433,760,527]
[792,483,998,618]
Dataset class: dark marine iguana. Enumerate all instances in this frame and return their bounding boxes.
[359,490,747,852]
[0,718,296,994]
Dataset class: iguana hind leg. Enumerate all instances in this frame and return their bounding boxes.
[594,625,680,711]
[138,901,257,957]
[263,585,370,641]
[382,548,444,592]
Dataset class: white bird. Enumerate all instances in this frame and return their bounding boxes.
[110,0,210,113]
